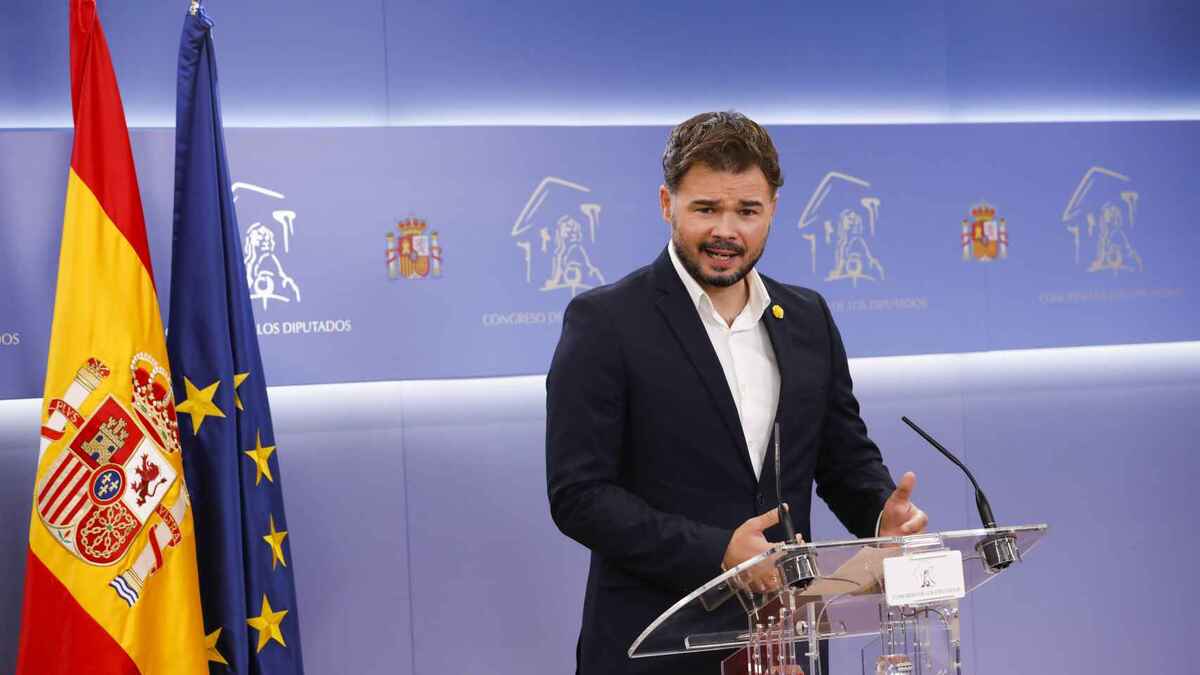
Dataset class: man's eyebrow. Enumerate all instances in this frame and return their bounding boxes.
[686,198,765,208]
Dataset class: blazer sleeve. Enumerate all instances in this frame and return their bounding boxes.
[812,294,897,538]
[546,294,732,594]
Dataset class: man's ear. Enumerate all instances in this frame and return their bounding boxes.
[659,185,673,225]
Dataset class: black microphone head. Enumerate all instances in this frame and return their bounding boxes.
[976,491,997,530]
[778,502,796,542]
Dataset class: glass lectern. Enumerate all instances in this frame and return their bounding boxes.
[629,525,1047,675]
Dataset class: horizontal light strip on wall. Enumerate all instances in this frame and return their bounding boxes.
[1,341,1197,442]
[5,106,1200,130]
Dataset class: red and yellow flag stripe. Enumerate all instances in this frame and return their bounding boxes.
[16,2,207,673]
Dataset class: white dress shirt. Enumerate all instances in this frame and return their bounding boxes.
[668,241,781,478]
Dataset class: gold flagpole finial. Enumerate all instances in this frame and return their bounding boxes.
[189,0,200,16]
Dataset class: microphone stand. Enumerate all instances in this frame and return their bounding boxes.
[773,423,818,590]
[901,416,1019,573]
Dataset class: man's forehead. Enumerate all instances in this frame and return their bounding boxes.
[676,164,773,199]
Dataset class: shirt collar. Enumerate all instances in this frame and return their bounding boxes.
[667,240,771,326]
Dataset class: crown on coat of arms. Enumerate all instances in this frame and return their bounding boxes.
[970,203,997,221]
[78,357,111,391]
[129,353,181,454]
[397,218,428,236]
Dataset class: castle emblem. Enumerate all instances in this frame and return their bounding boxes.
[232,181,302,308]
[797,172,886,286]
[1061,167,1142,274]
[511,177,605,297]
[386,218,442,280]
[961,202,1008,261]
[36,354,192,607]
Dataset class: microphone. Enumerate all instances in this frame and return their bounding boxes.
[900,416,1019,572]
[773,422,796,542]
[772,423,817,591]
[900,416,996,528]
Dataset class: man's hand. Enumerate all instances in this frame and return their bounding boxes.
[722,508,790,593]
[879,471,929,537]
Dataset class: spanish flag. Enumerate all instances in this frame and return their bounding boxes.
[15,1,208,673]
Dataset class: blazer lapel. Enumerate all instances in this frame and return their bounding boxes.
[760,287,795,412]
[651,250,756,482]
[758,277,829,498]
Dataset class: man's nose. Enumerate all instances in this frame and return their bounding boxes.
[711,211,739,237]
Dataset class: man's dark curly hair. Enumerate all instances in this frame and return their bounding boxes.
[662,111,783,195]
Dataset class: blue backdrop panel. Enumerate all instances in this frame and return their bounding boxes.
[1,0,390,127]
[266,384,416,675]
[400,377,586,674]
[1,122,1197,398]
[381,1,950,123]
[960,348,1200,674]
[0,131,69,393]
[6,1,1198,127]
[0,401,37,670]
[946,2,1200,116]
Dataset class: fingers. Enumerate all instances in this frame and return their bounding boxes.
[740,561,783,594]
[891,471,917,503]
[755,573,781,593]
[724,508,785,571]
[899,507,929,535]
[748,505,781,532]
[724,507,798,589]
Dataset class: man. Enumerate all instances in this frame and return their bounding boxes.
[546,111,927,674]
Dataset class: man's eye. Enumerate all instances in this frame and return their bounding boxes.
[697,207,715,214]
[740,209,758,216]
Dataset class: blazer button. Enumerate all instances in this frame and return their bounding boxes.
[756,493,765,508]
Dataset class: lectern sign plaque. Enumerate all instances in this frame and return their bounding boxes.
[883,549,966,606]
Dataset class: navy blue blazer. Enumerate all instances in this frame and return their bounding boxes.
[546,248,895,674]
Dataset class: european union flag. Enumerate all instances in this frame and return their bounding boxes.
[168,5,305,673]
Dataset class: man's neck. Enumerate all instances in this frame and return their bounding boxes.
[704,278,750,327]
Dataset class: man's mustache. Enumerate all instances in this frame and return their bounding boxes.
[700,241,745,255]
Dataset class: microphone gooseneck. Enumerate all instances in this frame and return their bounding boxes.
[900,416,997,529]
[901,415,1019,572]
[773,422,796,542]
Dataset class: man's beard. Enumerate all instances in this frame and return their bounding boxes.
[671,221,768,289]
